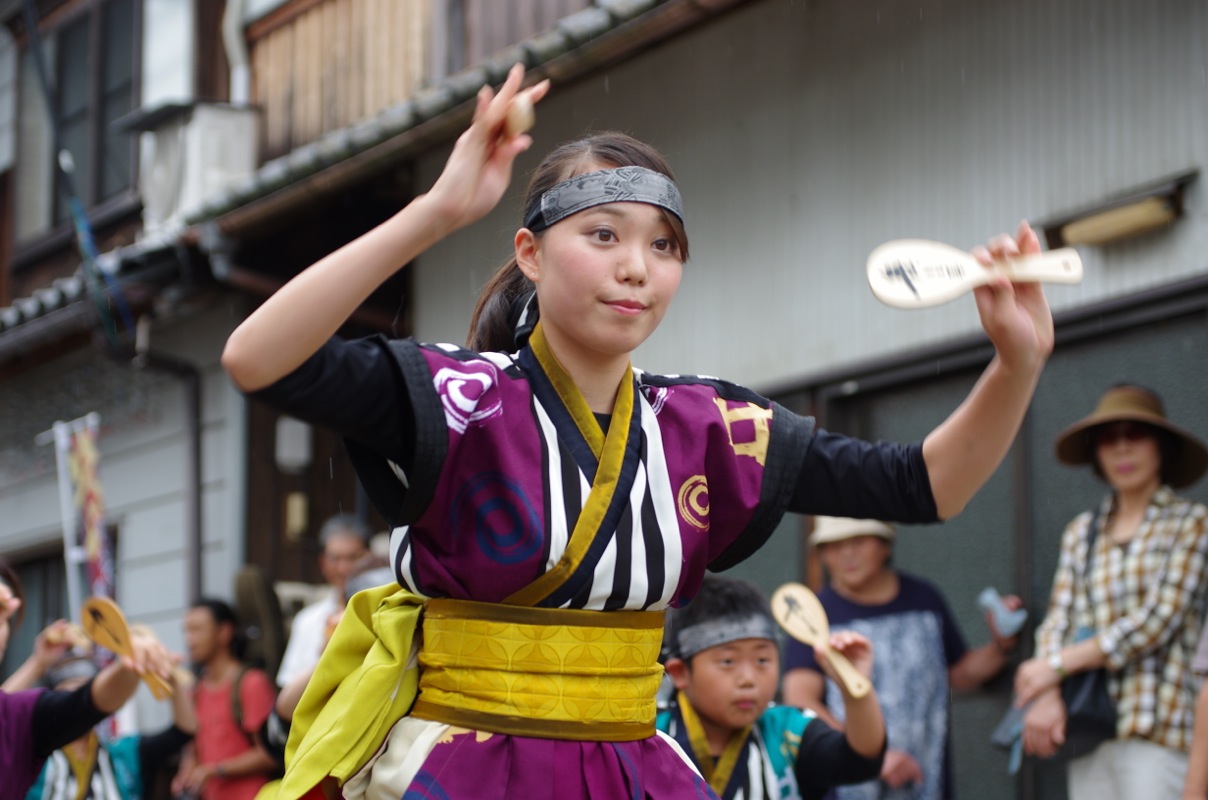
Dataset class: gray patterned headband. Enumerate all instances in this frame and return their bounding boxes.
[43,655,99,689]
[523,166,684,233]
[672,613,779,661]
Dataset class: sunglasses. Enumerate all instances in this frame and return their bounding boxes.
[1092,422,1157,447]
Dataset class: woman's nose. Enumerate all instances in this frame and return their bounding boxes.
[615,247,649,283]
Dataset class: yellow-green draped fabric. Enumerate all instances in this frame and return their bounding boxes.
[256,583,423,800]
[257,320,646,799]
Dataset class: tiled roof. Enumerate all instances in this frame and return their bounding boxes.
[188,0,714,228]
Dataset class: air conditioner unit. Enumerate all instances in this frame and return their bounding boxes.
[124,102,259,233]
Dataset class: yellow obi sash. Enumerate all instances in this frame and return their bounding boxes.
[411,598,666,741]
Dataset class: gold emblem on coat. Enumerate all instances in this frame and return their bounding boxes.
[713,398,771,466]
[678,475,710,530]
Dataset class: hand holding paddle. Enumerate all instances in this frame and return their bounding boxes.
[44,619,92,650]
[771,583,871,699]
[82,597,174,699]
[868,239,1082,309]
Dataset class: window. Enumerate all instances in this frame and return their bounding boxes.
[14,0,137,242]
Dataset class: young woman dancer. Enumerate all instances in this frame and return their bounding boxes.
[223,65,1054,800]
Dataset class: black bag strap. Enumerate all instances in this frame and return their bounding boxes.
[1078,508,1102,583]
[1072,508,1104,640]
[230,664,251,739]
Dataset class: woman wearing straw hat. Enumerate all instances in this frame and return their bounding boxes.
[1015,384,1208,799]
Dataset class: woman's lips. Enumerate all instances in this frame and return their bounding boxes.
[605,298,645,314]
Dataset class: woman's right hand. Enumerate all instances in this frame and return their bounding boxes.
[425,64,550,233]
[1014,654,1063,705]
[1021,688,1067,758]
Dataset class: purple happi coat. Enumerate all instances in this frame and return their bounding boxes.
[1,689,46,800]
[261,320,907,799]
[323,335,814,799]
[348,338,812,610]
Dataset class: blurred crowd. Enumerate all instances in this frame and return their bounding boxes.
[4,383,1208,800]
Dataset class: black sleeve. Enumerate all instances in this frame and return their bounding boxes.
[787,429,939,523]
[794,717,886,800]
[137,725,193,770]
[32,680,109,758]
[250,335,415,465]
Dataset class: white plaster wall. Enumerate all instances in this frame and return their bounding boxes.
[411,0,1208,391]
[0,300,248,729]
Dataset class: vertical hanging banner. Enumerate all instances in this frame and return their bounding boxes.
[51,413,115,620]
[48,413,120,737]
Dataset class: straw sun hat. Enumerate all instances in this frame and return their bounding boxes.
[1054,385,1208,488]
[809,516,896,547]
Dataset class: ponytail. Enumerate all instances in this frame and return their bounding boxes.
[466,260,534,352]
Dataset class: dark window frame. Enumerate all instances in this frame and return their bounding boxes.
[11,0,141,264]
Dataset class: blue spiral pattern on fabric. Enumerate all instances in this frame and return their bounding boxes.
[451,471,542,564]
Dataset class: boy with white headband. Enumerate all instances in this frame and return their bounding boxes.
[223,63,1053,800]
[659,575,885,800]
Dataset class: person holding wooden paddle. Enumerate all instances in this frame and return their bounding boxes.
[659,575,884,800]
[0,558,175,800]
[221,63,1053,800]
[23,651,196,800]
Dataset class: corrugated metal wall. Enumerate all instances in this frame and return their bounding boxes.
[411,0,1208,394]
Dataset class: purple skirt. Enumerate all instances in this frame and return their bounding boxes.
[349,719,718,800]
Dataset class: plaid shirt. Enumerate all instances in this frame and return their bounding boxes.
[1035,486,1208,751]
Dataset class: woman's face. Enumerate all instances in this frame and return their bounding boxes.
[1094,421,1163,494]
[521,199,683,370]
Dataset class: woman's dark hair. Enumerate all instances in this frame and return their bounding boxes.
[0,556,25,631]
[466,131,690,352]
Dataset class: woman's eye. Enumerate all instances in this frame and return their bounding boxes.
[593,229,616,242]
[653,237,679,256]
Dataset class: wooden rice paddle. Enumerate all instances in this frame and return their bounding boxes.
[770,582,871,699]
[867,239,1083,309]
[81,597,173,699]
